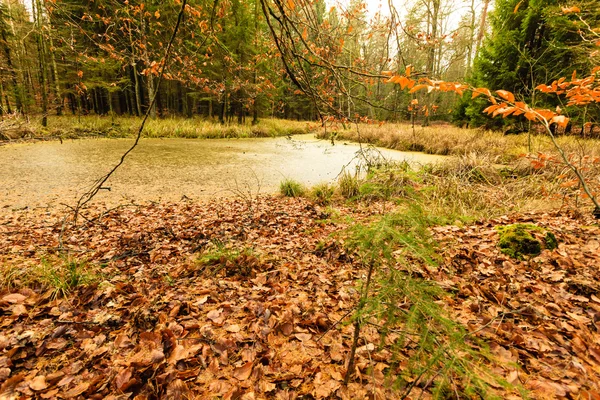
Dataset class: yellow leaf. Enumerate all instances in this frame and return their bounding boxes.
[287,0,295,10]
[398,76,411,90]
[501,107,516,117]
[483,104,500,114]
[302,27,308,40]
[155,10,160,18]
[535,109,556,121]
[405,65,412,77]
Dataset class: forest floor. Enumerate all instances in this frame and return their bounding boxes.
[2,118,600,398]
[1,194,599,399]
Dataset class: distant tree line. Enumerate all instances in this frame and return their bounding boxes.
[0,0,597,131]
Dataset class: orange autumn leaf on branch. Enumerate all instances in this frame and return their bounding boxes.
[551,115,570,128]
[561,6,581,14]
[471,87,492,99]
[496,90,515,103]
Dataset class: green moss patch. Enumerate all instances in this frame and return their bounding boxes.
[496,223,558,260]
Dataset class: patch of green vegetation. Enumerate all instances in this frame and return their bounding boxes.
[358,164,416,201]
[545,231,558,250]
[38,257,98,299]
[338,169,360,199]
[344,203,506,398]
[310,182,335,205]
[197,243,260,277]
[279,179,305,197]
[0,264,22,290]
[496,223,558,260]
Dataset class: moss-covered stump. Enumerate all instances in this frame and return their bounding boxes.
[496,223,558,259]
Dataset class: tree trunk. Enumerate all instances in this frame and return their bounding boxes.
[46,11,62,116]
[128,21,143,116]
[0,26,23,113]
[475,0,490,57]
[141,15,156,118]
[423,0,440,127]
[464,0,477,78]
[4,0,25,113]
[34,0,48,127]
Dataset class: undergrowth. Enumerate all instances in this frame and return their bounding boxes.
[0,256,98,298]
[196,241,260,277]
[343,203,513,398]
[317,122,600,164]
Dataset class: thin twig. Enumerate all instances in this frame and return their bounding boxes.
[71,0,188,222]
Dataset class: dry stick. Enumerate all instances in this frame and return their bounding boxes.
[71,0,188,222]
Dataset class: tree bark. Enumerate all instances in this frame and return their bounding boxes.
[33,0,49,127]
[423,0,440,127]
[475,0,490,57]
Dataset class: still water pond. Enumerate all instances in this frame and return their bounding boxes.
[0,134,446,209]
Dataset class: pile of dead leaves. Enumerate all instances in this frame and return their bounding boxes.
[0,198,393,399]
[431,212,600,399]
[1,198,599,399]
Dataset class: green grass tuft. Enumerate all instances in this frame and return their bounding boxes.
[279,179,305,197]
[310,182,335,205]
[338,169,360,199]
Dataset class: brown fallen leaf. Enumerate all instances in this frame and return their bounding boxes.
[207,308,225,324]
[166,379,191,400]
[233,362,253,381]
[40,389,60,399]
[63,382,90,398]
[1,293,26,304]
[115,367,133,391]
[29,375,48,391]
[225,324,240,333]
[294,332,312,342]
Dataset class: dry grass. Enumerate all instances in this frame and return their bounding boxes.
[420,155,565,220]
[318,122,600,164]
[3,115,314,140]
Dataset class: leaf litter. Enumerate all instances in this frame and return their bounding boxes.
[0,197,598,399]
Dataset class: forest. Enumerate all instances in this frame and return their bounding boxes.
[1,0,600,399]
[0,0,593,129]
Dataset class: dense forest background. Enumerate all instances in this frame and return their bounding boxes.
[0,0,598,129]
